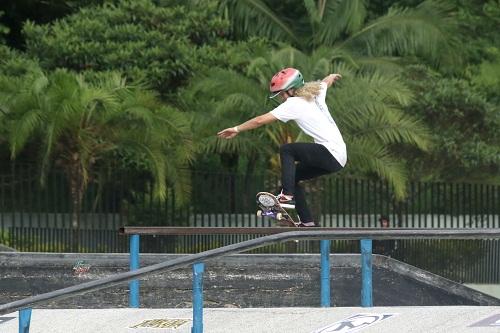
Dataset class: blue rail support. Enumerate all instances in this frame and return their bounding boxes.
[320,239,331,307]
[360,239,373,307]
[18,308,31,333]
[192,262,205,333]
[129,234,140,308]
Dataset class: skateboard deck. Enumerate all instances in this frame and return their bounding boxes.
[256,192,300,227]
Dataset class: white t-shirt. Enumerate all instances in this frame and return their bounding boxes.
[270,82,347,167]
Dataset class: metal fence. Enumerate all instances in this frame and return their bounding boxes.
[0,165,499,283]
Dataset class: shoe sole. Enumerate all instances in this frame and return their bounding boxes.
[280,203,295,209]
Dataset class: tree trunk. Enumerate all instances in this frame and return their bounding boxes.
[220,153,239,213]
[244,155,257,211]
[69,169,85,252]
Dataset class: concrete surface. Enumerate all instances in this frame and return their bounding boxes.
[1,307,500,333]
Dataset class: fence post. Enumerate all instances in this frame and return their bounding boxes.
[129,234,140,308]
[18,308,32,333]
[320,239,331,307]
[360,239,373,307]
[192,262,205,333]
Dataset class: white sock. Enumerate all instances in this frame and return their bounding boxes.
[301,221,316,226]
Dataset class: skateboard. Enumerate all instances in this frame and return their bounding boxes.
[256,192,300,227]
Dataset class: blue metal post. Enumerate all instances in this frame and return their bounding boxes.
[192,262,205,333]
[129,234,140,308]
[320,239,331,307]
[360,239,373,307]
[18,308,31,333]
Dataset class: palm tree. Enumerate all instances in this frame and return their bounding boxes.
[217,0,459,68]
[181,68,272,165]
[182,46,431,199]
[179,68,276,210]
[1,69,193,248]
[184,0,456,198]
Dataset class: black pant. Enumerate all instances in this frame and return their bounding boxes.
[280,143,343,223]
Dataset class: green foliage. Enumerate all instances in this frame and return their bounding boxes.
[0,229,9,246]
[22,0,231,95]
[0,45,39,77]
[0,45,41,147]
[453,0,500,65]
[190,0,464,196]
[0,11,9,43]
[0,0,498,200]
[219,0,460,70]
[324,63,431,199]
[182,47,432,198]
[0,229,97,252]
[122,183,192,227]
[469,47,500,103]
[181,68,271,155]
[402,65,500,182]
[0,1,104,49]
[0,69,194,205]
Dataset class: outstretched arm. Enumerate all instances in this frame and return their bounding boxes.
[322,73,342,88]
[217,112,277,139]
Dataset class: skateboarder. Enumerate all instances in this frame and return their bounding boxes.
[217,68,347,227]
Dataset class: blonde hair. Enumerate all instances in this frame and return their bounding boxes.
[293,81,322,102]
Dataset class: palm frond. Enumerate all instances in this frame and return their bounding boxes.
[317,0,367,46]
[349,56,404,74]
[220,0,300,44]
[347,138,408,199]
[336,0,459,67]
[9,108,43,157]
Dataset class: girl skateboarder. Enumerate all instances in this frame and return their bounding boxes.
[217,68,346,227]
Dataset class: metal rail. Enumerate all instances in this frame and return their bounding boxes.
[118,226,372,235]
[2,228,500,316]
[117,226,481,235]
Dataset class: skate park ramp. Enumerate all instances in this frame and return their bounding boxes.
[2,251,500,332]
[1,252,498,308]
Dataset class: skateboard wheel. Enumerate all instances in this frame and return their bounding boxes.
[257,210,262,217]
[276,213,283,220]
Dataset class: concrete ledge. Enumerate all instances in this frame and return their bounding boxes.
[1,252,498,308]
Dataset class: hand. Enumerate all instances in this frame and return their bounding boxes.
[331,73,342,83]
[217,127,239,139]
[322,73,342,87]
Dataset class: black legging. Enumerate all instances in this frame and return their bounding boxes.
[280,143,343,223]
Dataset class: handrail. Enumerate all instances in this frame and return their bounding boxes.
[118,226,431,235]
[2,228,500,316]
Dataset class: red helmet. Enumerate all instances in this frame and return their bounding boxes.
[269,68,305,98]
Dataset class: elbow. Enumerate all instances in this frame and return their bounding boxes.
[254,116,267,127]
